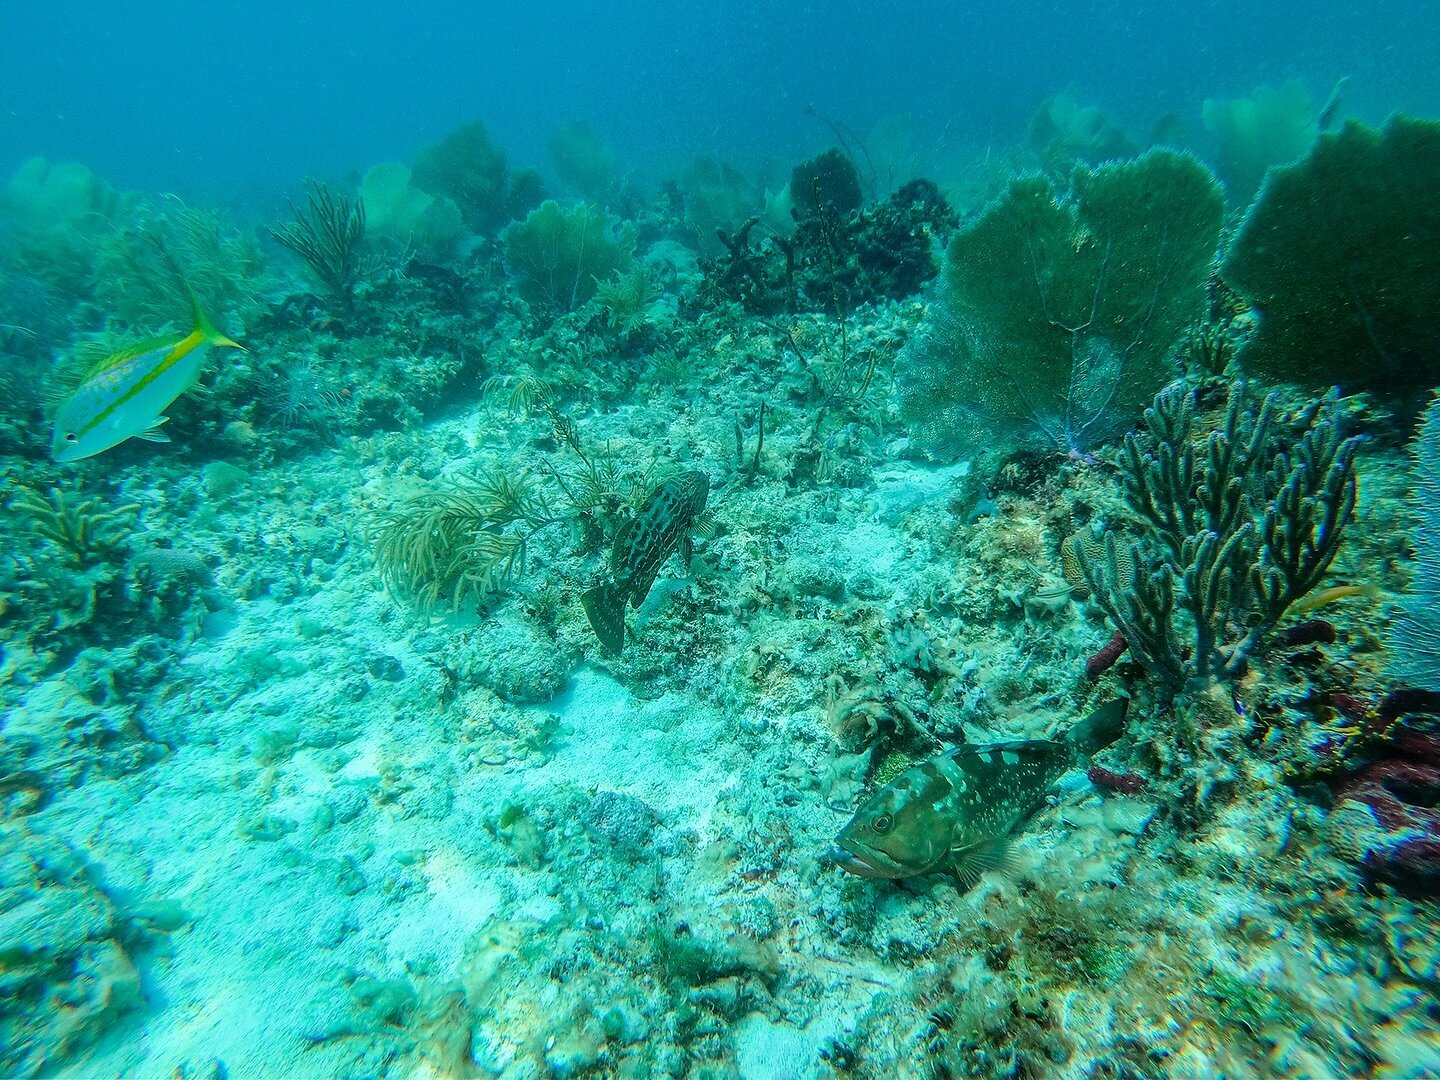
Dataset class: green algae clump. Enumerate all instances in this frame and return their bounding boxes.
[1221,115,1440,393]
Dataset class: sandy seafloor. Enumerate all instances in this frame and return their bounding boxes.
[6,344,1440,1079]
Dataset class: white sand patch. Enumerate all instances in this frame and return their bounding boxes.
[733,1013,826,1079]
[386,850,504,971]
[525,665,733,824]
[869,458,969,522]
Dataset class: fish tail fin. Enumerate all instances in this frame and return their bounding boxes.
[580,581,627,654]
[1066,697,1129,757]
[187,282,244,351]
[150,234,244,351]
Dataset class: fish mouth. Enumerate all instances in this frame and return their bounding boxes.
[826,846,892,879]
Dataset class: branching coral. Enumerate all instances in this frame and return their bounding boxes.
[16,487,140,568]
[1080,383,1360,700]
[269,180,367,312]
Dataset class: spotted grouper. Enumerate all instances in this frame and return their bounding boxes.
[831,698,1129,882]
[580,470,709,653]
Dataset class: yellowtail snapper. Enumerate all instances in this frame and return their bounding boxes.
[51,288,242,461]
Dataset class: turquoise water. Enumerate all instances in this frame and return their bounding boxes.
[3,4,1440,1077]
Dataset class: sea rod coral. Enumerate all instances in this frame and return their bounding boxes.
[1081,382,1360,701]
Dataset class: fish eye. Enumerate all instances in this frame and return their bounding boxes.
[65,433,78,443]
[872,814,893,833]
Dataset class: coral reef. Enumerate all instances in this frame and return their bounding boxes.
[4,92,1438,1080]
[503,199,636,314]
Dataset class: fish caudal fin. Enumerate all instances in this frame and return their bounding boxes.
[184,280,244,351]
[1065,697,1130,757]
[581,581,628,654]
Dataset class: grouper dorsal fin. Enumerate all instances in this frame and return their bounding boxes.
[947,739,1062,769]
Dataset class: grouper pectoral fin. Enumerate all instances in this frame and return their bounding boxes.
[949,836,1015,889]
[580,580,628,654]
